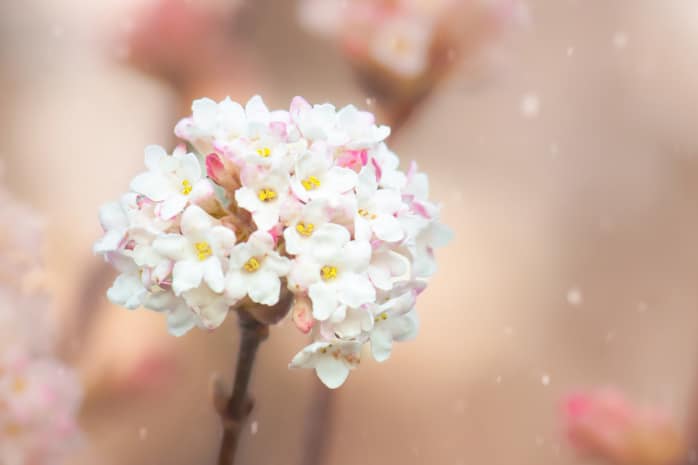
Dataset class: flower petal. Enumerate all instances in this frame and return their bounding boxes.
[338,273,375,308]
[159,194,188,220]
[203,257,225,293]
[372,215,404,242]
[130,172,172,201]
[172,260,204,295]
[247,270,281,306]
[315,356,350,389]
[309,282,338,321]
[181,205,215,237]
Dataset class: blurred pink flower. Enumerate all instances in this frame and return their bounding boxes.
[0,185,83,465]
[563,388,684,465]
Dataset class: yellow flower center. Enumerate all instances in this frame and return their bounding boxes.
[258,188,277,202]
[358,208,377,220]
[301,175,321,191]
[181,179,193,195]
[296,222,315,237]
[256,147,271,158]
[195,241,212,261]
[244,257,261,272]
[321,265,338,281]
[374,312,389,323]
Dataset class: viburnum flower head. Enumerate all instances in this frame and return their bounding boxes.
[95,94,451,388]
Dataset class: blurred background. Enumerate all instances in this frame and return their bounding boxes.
[2,0,698,464]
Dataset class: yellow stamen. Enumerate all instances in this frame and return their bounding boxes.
[258,188,277,202]
[301,175,321,191]
[181,179,193,195]
[374,312,389,323]
[296,222,315,237]
[256,147,271,158]
[321,265,338,281]
[194,241,212,261]
[244,257,261,272]
[358,208,377,220]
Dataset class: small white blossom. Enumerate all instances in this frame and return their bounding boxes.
[289,341,362,389]
[130,145,213,219]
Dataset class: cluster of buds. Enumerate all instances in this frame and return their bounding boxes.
[0,185,82,465]
[298,0,524,122]
[563,388,685,465]
[95,95,450,388]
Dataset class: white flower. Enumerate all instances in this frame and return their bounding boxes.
[290,149,358,203]
[175,97,248,154]
[368,284,421,362]
[225,231,291,306]
[301,228,376,322]
[130,145,213,219]
[354,165,405,242]
[289,341,362,389]
[367,244,409,291]
[152,205,236,296]
[235,167,291,231]
[335,105,391,148]
[283,199,346,257]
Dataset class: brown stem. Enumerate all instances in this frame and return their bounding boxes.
[216,310,269,465]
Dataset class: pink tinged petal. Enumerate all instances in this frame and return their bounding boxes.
[310,224,351,263]
[292,296,315,334]
[158,194,189,220]
[130,172,172,201]
[180,205,215,237]
[172,261,204,295]
[247,270,281,306]
[166,304,197,337]
[370,327,393,362]
[315,356,350,389]
[93,229,126,254]
[192,98,218,129]
[152,234,191,261]
[372,215,404,242]
[224,270,248,302]
[234,187,260,213]
[371,157,383,182]
[107,273,146,309]
[206,153,226,183]
[290,96,311,119]
[309,282,338,320]
[338,273,375,307]
[202,257,225,293]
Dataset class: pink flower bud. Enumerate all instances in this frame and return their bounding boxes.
[563,388,684,465]
[292,295,315,334]
[206,152,240,192]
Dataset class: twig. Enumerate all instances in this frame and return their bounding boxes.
[216,310,269,465]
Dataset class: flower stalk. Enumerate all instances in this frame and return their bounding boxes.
[216,310,268,465]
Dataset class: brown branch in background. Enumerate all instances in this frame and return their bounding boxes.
[300,386,334,465]
[215,310,269,465]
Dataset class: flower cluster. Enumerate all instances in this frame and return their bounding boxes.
[298,0,524,81]
[563,388,684,465]
[0,186,82,465]
[95,95,450,388]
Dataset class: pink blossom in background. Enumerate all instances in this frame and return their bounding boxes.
[0,183,83,465]
[563,388,684,465]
